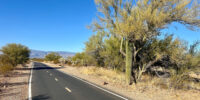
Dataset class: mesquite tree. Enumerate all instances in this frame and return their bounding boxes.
[1,43,30,66]
[93,0,200,84]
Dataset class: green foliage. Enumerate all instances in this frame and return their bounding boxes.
[53,59,60,64]
[1,43,30,66]
[45,52,61,64]
[0,55,14,75]
[65,57,72,65]
[72,33,125,70]
[71,0,200,88]
[85,31,106,66]
[93,0,200,84]
[71,52,94,66]
[168,41,200,89]
[100,36,124,71]
[85,31,105,52]
[169,63,194,89]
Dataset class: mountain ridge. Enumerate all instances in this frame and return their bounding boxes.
[30,49,76,58]
[0,49,76,58]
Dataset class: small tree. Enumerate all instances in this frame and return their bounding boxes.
[1,43,30,66]
[0,55,14,75]
[85,31,105,66]
[100,35,125,71]
[45,52,61,63]
[93,0,200,84]
[71,52,92,66]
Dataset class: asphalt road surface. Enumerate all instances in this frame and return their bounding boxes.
[30,62,128,100]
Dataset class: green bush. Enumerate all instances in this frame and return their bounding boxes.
[0,63,13,75]
[53,59,59,64]
[0,55,14,75]
[169,50,200,89]
[65,57,72,65]
[169,69,189,89]
[45,52,61,63]
[1,43,30,66]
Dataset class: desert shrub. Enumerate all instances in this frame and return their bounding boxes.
[84,31,105,67]
[168,42,200,89]
[0,63,13,75]
[45,52,61,64]
[100,36,125,71]
[0,55,14,75]
[53,59,59,64]
[169,68,190,89]
[71,52,95,66]
[65,57,72,65]
[1,43,30,66]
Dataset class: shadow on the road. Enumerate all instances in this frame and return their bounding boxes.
[30,94,50,100]
[33,62,65,70]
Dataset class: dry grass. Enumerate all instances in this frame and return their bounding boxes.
[78,66,200,100]
[0,63,31,100]
[80,66,126,84]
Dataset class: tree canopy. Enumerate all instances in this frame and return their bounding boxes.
[45,52,61,63]
[1,43,30,66]
[93,0,200,84]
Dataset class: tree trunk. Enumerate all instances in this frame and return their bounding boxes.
[125,39,133,85]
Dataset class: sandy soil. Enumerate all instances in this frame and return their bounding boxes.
[0,63,31,100]
[44,62,200,100]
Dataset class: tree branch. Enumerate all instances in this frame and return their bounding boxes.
[120,37,126,56]
[136,47,142,54]
[145,56,163,70]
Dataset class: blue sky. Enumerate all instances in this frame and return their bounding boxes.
[0,0,199,52]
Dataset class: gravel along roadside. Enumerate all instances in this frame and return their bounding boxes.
[0,63,32,100]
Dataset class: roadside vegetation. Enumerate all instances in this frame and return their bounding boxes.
[45,52,61,64]
[0,43,30,75]
[31,58,45,62]
[65,0,200,91]
[0,43,31,100]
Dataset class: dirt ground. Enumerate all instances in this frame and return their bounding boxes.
[44,62,200,100]
[0,63,31,100]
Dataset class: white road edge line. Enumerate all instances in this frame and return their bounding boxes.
[59,71,128,100]
[65,87,71,93]
[72,75,128,100]
[28,62,34,100]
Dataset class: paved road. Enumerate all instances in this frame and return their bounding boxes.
[31,62,128,100]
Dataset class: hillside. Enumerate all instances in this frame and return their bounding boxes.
[30,50,75,58]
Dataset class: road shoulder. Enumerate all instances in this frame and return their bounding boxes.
[0,63,31,100]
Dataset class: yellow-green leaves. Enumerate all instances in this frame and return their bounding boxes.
[94,0,200,41]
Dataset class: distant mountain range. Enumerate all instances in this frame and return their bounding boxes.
[30,50,76,58]
[0,49,75,58]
